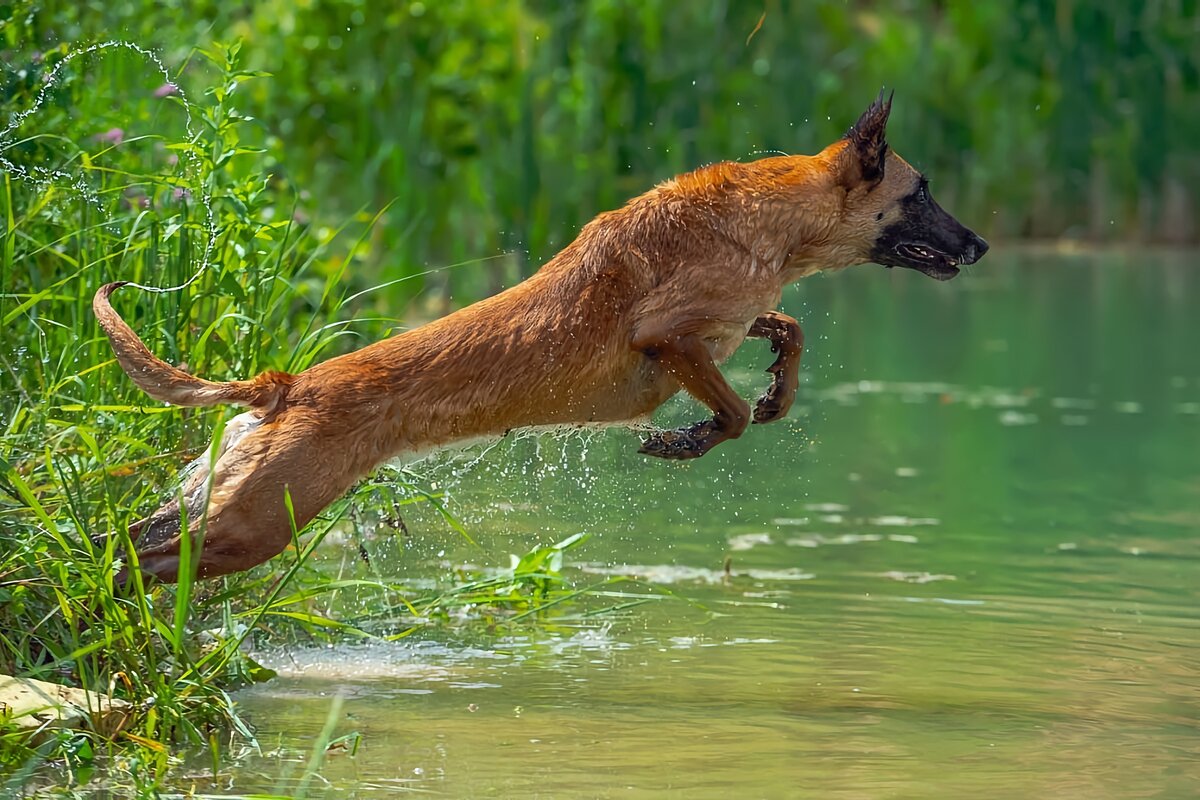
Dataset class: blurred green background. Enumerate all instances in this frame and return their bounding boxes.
[4,0,1198,307]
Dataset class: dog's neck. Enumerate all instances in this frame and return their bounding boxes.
[654,153,871,284]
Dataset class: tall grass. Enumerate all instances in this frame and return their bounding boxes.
[0,42,656,794]
[0,41,352,790]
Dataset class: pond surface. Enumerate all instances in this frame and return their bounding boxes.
[228,249,1199,799]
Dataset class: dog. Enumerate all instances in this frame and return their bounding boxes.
[94,92,987,582]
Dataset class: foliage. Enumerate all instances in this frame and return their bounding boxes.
[4,1,1198,315]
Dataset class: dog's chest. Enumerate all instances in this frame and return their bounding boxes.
[712,284,785,360]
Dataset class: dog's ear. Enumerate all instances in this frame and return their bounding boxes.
[839,89,893,187]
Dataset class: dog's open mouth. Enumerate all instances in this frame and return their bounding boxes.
[894,242,961,281]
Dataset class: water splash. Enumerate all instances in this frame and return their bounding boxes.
[0,40,217,293]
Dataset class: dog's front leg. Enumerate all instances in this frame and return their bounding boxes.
[747,311,804,424]
[634,332,750,460]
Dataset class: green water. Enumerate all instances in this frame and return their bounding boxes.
[228,249,1199,799]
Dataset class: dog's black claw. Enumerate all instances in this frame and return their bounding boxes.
[753,381,790,424]
[638,432,701,459]
[639,420,719,460]
[753,400,782,424]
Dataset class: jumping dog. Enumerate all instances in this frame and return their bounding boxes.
[94,92,988,581]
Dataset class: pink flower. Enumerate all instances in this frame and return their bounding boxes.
[95,127,124,145]
[154,83,179,98]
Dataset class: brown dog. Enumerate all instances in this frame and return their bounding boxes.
[95,93,987,582]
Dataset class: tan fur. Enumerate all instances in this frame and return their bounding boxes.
[95,126,930,582]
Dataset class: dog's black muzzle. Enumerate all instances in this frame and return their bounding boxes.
[872,186,989,281]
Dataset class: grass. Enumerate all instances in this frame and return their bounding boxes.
[0,43,664,795]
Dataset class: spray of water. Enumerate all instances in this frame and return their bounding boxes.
[0,40,217,293]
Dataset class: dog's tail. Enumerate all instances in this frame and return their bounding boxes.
[93,282,293,413]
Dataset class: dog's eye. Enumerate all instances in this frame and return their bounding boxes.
[917,186,927,203]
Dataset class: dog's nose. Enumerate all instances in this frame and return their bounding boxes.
[969,232,988,257]
[962,233,989,265]
[973,234,989,258]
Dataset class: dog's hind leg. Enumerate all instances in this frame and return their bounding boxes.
[119,412,265,550]
[634,331,751,460]
[129,462,299,583]
[126,412,365,582]
[746,311,804,424]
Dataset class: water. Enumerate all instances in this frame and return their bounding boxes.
[225,249,1198,798]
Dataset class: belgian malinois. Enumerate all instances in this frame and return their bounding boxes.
[94,92,988,582]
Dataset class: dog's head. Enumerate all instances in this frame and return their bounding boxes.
[833,92,988,280]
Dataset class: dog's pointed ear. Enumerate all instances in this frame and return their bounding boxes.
[839,89,893,187]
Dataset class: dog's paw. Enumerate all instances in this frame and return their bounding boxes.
[639,420,719,460]
[753,382,792,424]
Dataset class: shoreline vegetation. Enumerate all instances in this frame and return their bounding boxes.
[1,1,1196,794]
[0,40,654,796]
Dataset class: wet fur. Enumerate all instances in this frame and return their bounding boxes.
[95,93,987,582]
